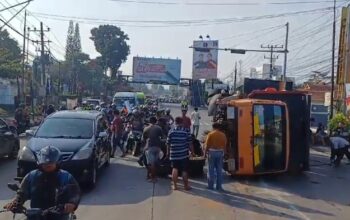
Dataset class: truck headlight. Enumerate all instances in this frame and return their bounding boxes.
[18,147,36,162]
[72,148,93,160]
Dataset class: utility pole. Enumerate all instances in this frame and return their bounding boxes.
[239,60,242,83]
[21,10,27,103]
[234,62,238,91]
[283,22,289,81]
[29,24,50,86]
[330,0,336,119]
[40,22,46,87]
[29,22,50,104]
[58,61,61,94]
[262,45,283,79]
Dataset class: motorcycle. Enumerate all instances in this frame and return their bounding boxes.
[1,183,77,220]
[127,130,143,156]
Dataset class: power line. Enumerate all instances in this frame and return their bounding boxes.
[30,7,335,26]
[109,0,349,6]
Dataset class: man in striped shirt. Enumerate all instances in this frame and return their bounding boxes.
[167,117,194,191]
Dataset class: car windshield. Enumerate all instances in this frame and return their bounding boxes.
[114,97,136,108]
[86,100,100,106]
[35,118,94,139]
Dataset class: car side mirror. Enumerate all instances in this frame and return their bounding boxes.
[98,131,107,138]
[25,130,35,137]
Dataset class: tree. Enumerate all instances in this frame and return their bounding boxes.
[0,29,21,78]
[74,23,82,54]
[65,20,75,62]
[90,25,130,79]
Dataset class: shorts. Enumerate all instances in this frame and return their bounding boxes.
[145,147,160,166]
[171,158,189,173]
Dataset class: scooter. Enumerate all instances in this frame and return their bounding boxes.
[1,183,77,220]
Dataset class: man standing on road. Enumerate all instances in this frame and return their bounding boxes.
[191,107,201,137]
[204,122,227,191]
[111,110,125,158]
[143,117,163,183]
[167,117,193,191]
[181,109,191,132]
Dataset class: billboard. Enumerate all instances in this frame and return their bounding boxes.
[192,40,218,80]
[133,57,181,84]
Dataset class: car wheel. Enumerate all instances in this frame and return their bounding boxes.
[8,141,20,160]
[87,161,98,188]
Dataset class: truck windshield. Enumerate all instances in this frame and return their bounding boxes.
[253,104,286,173]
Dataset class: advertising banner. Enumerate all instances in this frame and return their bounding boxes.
[192,40,218,80]
[345,84,350,111]
[133,57,181,84]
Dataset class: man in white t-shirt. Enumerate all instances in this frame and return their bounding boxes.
[191,107,201,137]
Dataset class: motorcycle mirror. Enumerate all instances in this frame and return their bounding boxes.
[7,183,19,192]
[25,130,34,137]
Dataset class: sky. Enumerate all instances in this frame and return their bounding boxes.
[0,0,346,83]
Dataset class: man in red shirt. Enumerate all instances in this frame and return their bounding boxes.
[182,110,191,131]
[111,110,125,157]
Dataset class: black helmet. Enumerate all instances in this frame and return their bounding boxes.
[37,146,61,165]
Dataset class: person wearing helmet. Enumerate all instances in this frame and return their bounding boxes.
[46,104,56,117]
[181,99,188,111]
[95,105,101,111]
[4,146,81,220]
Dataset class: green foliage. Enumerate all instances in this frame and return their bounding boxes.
[90,25,130,79]
[329,113,350,132]
[74,23,82,54]
[0,30,21,78]
[65,21,75,62]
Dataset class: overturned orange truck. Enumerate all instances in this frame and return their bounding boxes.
[210,79,311,175]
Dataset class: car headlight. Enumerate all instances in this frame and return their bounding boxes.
[72,147,93,160]
[18,146,36,162]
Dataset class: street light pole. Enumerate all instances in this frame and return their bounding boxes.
[330,0,336,119]
[283,22,289,81]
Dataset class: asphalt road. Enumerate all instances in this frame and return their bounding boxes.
[0,104,349,219]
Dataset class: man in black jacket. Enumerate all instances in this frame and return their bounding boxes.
[4,146,81,220]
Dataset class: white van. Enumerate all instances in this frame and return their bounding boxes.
[113,92,138,110]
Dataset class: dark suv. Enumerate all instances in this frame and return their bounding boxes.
[17,111,111,188]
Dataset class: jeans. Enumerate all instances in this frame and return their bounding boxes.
[112,133,124,155]
[192,125,200,137]
[207,150,224,190]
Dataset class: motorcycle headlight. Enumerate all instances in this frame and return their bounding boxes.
[72,147,93,160]
[18,146,36,162]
